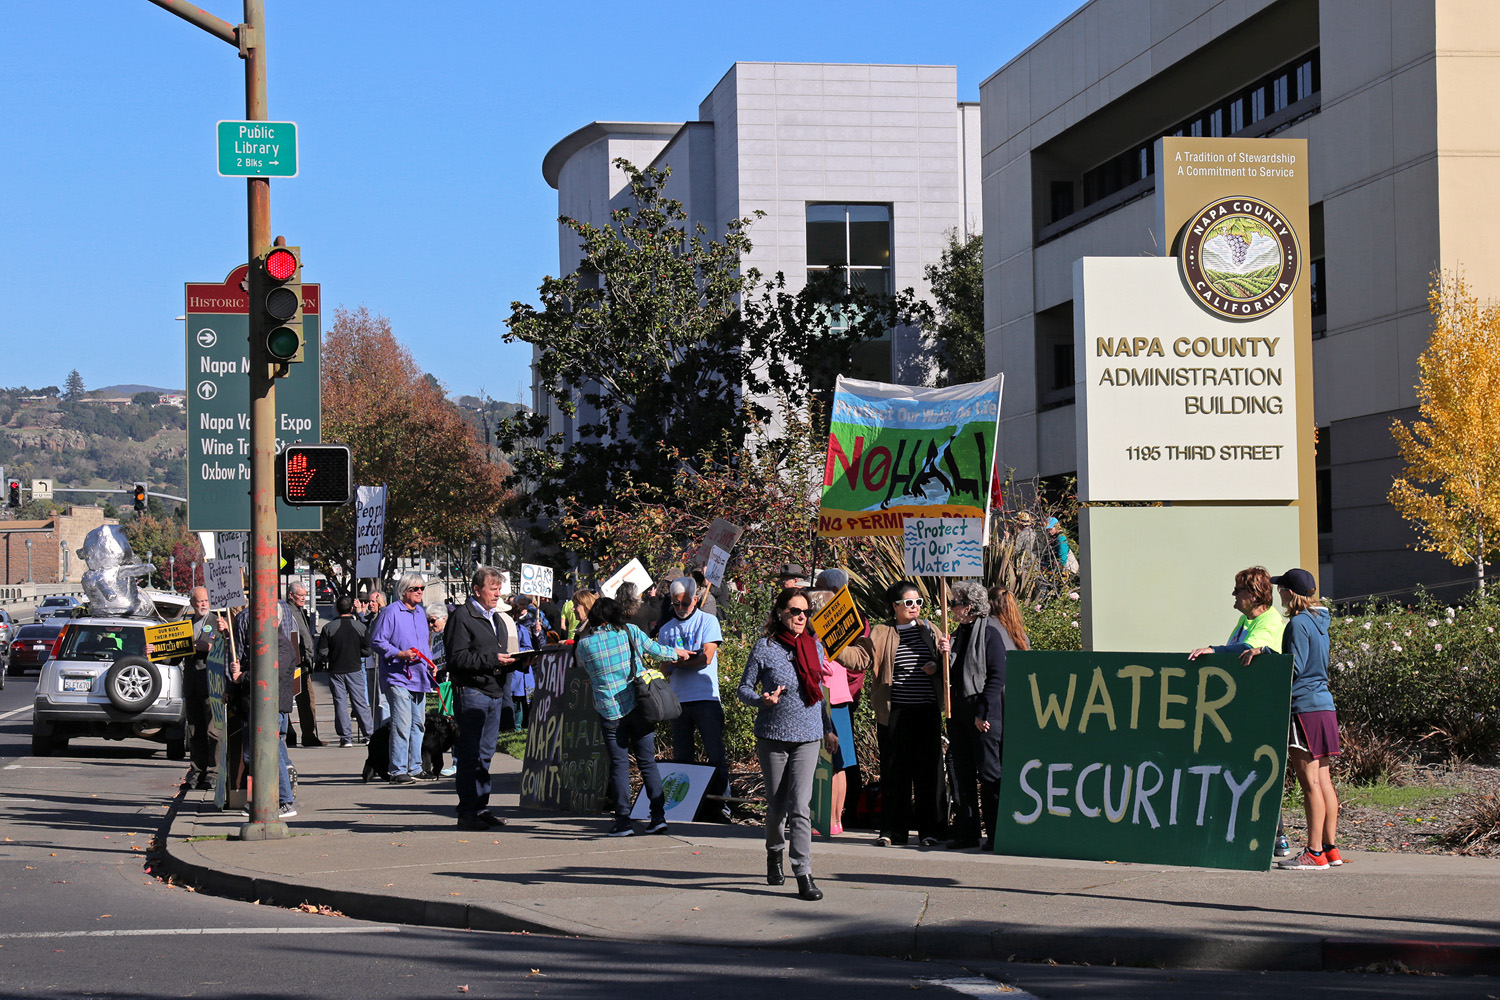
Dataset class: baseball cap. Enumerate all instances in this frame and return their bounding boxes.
[1269,568,1316,597]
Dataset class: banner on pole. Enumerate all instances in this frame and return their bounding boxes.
[995,650,1291,871]
[204,557,248,609]
[355,485,387,580]
[820,374,1003,537]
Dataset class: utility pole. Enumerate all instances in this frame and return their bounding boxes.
[147,0,286,839]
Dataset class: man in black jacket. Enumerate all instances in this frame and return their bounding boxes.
[444,566,519,830]
[318,595,373,747]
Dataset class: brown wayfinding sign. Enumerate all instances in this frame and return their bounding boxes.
[810,585,863,660]
[145,620,196,662]
[519,647,607,813]
[996,650,1290,871]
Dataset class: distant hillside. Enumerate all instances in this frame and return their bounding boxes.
[95,384,182,397]
[0,389,186,500]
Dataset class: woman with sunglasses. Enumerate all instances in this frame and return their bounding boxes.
[946,580,1008,851]
[865,581,949,848]
[737,588,838,900]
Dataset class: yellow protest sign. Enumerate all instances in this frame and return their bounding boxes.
[811,585,863,660]
[144,619,195,662]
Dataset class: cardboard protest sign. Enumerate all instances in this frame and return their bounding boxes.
[820,374,1003,537]
[204,557,247,609]
[692,518,743,567]
[630,763,715,822]
[600,558,653,599]
[702,545,730,587]
[144,619,196,661]
[520,647,607,813]
[996,650,1291,871]
[810,585,863,660]
[903,517,985,577]
[207,633,230,811]
[214,531,248,564]
[520,562,554,598]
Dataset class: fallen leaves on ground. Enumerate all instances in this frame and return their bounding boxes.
[294,902,345,917]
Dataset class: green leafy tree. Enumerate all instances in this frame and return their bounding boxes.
[923,231,985,386]
[500,159,931,522]
[63,370,85,401]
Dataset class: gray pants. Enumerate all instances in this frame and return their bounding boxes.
[329,670,373,741]
[759,738,819,877]
[365,662,388,729]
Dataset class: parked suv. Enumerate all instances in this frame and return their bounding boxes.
[31,616,186,759]
[34,595,83,623]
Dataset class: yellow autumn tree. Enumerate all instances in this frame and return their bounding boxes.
[1389,270,1500,593]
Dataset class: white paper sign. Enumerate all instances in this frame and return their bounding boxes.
[204,557,247,609]
[629,762,715,822]
[903,517,985,577]
[692,518,743,568]
[703,545,730,587]
[214,531,248,565]
[355,485,387,579]
[600,558,653,599]
[519,562,554,598]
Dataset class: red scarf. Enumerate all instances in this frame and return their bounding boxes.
[776,629,824,707]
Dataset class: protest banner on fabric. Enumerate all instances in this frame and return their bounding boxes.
[809,585,863,660]
[354,485,387,580]
[600,558,653,599]
[204,557,247,609]
[691,518,743,567]
[519,647,607,813]
[902,517,985,577]
[995,650,1291,871]
[820,374,1003,537]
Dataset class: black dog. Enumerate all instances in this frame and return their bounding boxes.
[361,711,459,782]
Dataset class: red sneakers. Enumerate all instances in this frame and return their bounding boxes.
[1277,848,1330,870]
[1324,846,1344,866]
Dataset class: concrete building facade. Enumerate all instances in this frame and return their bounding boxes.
[980,0,1500,600]
[539,62,982,443]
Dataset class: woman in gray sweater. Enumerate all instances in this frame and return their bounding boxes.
[738,588,837,901]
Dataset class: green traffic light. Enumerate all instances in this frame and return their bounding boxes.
[266,326,301,361]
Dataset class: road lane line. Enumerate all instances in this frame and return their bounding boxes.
[0,926,401,939]
[0,705,33,722]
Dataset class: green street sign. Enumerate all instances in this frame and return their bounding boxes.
[995,650,1292,871]
[185,264,321,532]
[217,120,298,178]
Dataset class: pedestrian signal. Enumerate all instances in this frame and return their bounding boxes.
[277,444,353,506]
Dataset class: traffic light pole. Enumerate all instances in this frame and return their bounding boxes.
[148,0,285,840]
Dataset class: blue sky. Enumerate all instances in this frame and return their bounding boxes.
[2,1,1079,403]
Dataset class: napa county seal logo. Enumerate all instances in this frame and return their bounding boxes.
[1178,197,1300,319]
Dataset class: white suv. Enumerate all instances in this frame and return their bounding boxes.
[32,616,187,759]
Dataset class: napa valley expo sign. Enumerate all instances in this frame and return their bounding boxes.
[1178,196,1301,319]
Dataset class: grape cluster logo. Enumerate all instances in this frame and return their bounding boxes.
[1179,197,1300,320]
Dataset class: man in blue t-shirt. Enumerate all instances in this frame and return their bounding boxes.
[657,576,728,820]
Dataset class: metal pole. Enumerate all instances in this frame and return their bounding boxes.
[25,539,33,584]
[170,554,176,591]
[240,0,286,841]
[147,550,154,588]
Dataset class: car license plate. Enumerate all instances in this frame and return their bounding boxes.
[63,677,92,692]
[35,644,50,651]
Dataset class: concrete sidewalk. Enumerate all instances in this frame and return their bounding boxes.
[161,686,1500,975]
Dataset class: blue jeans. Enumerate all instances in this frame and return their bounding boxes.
[384,685,426,777]
[601,715,665,823]
[454,686,503,819]
[243,711,294,808]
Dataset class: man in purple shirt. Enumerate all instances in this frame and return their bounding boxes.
[371,572,436,784]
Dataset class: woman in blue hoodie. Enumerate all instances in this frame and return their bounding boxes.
[1242,568,1340,871]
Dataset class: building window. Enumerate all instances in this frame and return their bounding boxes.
[806,204,892,295]
[1050,181,1075,222]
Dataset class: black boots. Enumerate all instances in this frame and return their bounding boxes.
[796,874,823,901]
[766,849,785,885]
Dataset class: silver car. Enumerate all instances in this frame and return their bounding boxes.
[31,616,186,759]
[34,595,83,623]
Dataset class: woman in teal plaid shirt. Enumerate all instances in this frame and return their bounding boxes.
[576,597,691,837]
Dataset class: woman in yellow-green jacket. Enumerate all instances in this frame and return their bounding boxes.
[1188,565,1285,661]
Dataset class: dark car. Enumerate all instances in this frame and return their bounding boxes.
[8,622,65,678]
[314,578,337,604]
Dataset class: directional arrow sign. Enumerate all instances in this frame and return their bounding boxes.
[217,120,298,178]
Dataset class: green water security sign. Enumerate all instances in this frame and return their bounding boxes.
[217,120,298,177]
[996,650,1291,871]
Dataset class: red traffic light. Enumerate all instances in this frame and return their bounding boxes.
[265,247,298,282]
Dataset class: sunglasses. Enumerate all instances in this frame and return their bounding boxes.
[898,598,924,608]
[407,586,425,592]
[783,607,809,617]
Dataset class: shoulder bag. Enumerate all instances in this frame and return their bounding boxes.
[625,627,681,732]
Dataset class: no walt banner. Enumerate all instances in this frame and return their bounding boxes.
[996,651,1290,871]
[820,375,1002,537]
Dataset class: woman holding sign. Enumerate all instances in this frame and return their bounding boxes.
[1242,569,1340,871]
[738,588,838,901]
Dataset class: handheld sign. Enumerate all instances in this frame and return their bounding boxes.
[600,558,653,600]
[996,650,1291,871]
[810,585,863,661]
[702,544,730,588]
[903,517,985,577]
[144,619,196,662]
[519,563,554,599]
[692,518,743,568]
[204,557,247,609]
